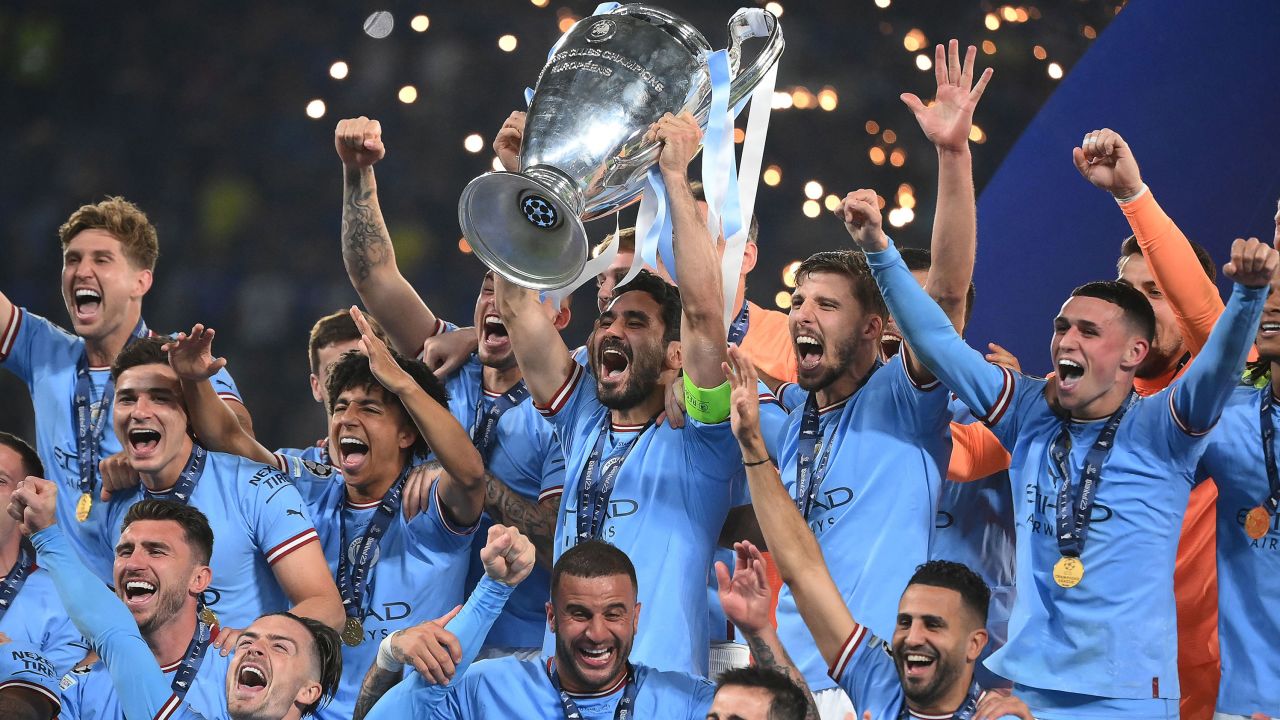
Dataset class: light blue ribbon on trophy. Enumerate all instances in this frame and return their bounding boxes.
[701,49,744,260]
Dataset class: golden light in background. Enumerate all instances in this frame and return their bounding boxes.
[869,147,886,165]
[897,183,915,210]
[889,148,906,167]
[791,87,814,109]
[772,91,794,110]
[410,14,430,32]
[984,13,1000,30]
[874,0,891,7]
[498,34,518,52]
[558,16,576,32]
[1001,6,1018,21]
[818,87,838,111]
[305,99,326,119]
[464,133,484,153]
[530,0,549,6]
[865,120,880,135]
[1033,45,1047,60]
[764,2,784,17]
[458,238,472,253]
[774,291,791,309]
[734,128,746,143]
[982,40,996,55]
[915,54,933,72]
[887,207,916,228]
[491,157,505,171]
[762,165,782,186]
[882,129,897,144]
[782,260,801,287]
[1048,62,1064,79]
[398,85,418,103]
[969,125,986,143]
[329,61,349,80]
[903,28,927,52]
[1015,7,1029,22]
[804,180,823,200]
[824,194,841,212]
[876,195,887,209]
[802,200,821,218]
[1082,25,1097,39]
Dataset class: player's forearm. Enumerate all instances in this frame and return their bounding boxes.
[666,172,729,387]
[736,433,819,585]
[354,664,403,720]
[741,626,820,720]
[288,592,347,633]
[1172,281,1266,433]
[927,147,977,333]
[495,277,575,406]
[484,474,557,568]
[866,243,1007,417]
[401,387,485,488]
[181,377,274,465]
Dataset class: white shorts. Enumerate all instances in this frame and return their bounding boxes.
[813,686,856,720]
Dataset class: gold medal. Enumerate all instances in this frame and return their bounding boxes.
[1052,556,1085,588]
[76,492,93,523]
[1246,506,1271,540]
[199,605,219,628]
[341,616,364,647]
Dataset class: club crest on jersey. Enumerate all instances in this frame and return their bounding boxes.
[302,459,335,479]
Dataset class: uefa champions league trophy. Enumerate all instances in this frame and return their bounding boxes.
[458,4,783,290]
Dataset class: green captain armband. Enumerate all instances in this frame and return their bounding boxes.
[683,373,731,424]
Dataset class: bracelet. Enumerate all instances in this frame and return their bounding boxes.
[743,456,771,467]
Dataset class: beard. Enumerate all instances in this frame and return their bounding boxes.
[135,586,190,635]
[592,338,665,411]
[896,649,964,710]
[797,332,861,392]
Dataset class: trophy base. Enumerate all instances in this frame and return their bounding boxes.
[458,170,588,291]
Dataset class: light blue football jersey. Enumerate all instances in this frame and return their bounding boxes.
[0,640,62,718]
[0,308,242,581]
[59,642,230,720]
[1,564,87,676]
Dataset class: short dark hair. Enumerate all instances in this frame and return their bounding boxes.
[324,350,448,457]
[110,336,169,380]
[611,270,682,344]
[795,250,889,319]
[715,666,809,720]
[0,432,43,478]
[262,612,342,717]
[689,180,760,245]
[1119,235,1216,283]
[551,540,638,598]
[907,560,991,627]
[1069,280,1156,343]
[896,247,977,328]
[308,310,387,374]
[121,500,215,565]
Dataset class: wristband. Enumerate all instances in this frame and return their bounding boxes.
[743,456,771,467]
[375,631,404,672]
[683,374,731,424]
[1113,183,1148,205]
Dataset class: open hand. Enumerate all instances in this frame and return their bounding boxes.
[163,324,227,381]
[716,541,772,636]
[900,40,993,153]
[350,306,415,396]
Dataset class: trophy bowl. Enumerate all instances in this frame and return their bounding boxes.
[458,4,783,290]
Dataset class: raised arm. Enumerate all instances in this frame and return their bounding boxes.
[166,326,277,466]
[837,192,1011,420]
[649,111,728,389]
[337,117,440,357]
[14,480,183,720]
[723,346,856,670]
[1169,238,1275,433]
[494,277,577,407]
[1075,128,1224,354]
[902,40,991,335]
[352,307,485,525]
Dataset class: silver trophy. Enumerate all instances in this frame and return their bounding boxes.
[458,4,783,290]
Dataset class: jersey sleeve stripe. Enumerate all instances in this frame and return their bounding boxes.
[433,483,481,536]
[217,392,244,404]
[536,363,584,418]
[827,623,868,681]
[759,392,783,408]
[0,307,23,360]
[900,345,942,391]
[273,453,290,473]
[980,366,1015,427]
[538,486,564,503]
[151,693,183,720]
[431,318,447,338]
[266,528,320,565]
[0,679,59,712]
[1168,388,1211,437]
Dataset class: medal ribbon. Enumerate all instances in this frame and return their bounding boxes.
[169,606,214,699]
[1048,391,1136,559]
[0,540,35,622]
[1255,392,1280,520]
[143,445,208,505]
[547,658,642,720]
[337,466,410,621]
[794,361,880,519]
[73,318,149,498]
[726,300,751,346]
[470,381,531,461]
[575,417,655,543]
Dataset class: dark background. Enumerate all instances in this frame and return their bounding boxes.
[0,1,1122,447]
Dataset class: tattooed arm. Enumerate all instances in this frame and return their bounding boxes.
[336,116,442,357]
[718,541,819,720]
[484,473,558,569]
[353,664,401,720]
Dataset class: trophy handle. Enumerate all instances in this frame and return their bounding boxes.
[724,8,784,110]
